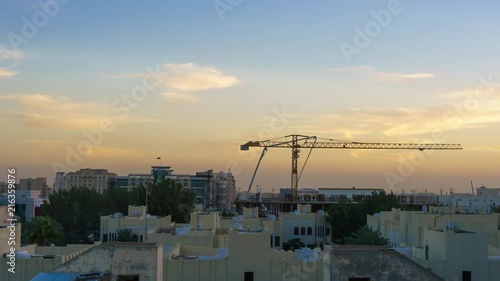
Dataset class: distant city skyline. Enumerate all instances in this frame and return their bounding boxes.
[1,1,500,193]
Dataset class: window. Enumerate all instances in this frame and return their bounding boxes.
[294,227,299,235]
[425,245,429,260]
[117,275,139,281]
[275,236,280,247]
[301,227,306,236]
[307,227,312,236]
[462,271,471,281]
[348,278,370,281]
[103,234,108,242]
[244,272,254,281]
[326,227,330,236]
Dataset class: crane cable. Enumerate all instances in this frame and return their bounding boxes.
[298,137,317,183]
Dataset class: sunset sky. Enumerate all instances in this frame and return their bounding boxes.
[1,0,499,193]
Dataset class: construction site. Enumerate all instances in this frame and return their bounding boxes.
[235,134,463,217]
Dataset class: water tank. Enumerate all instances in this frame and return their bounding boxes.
[294,248,318,261]
[267,214,276,221]
[113,212,123,219]
[444,221,459,231]
[421,205,428,213]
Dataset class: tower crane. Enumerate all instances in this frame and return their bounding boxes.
[240,134,462,201]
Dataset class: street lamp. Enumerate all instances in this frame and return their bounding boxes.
[144,184,150,242]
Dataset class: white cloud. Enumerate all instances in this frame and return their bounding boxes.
[0,45,23,60]
[0,94,156,129]
[161,92,199,103]
[0,46,24,78]
[0,68,17,78]
[160,63,239,92]
[293,86,500,138]
[111,63,239,92]
[330,65,435,81]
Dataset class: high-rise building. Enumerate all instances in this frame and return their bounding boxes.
[58,168,117,192]
[213,171,236,210]
[54,172,64,192]
[20,177,49,197]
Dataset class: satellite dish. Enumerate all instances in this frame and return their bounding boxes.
[422,205,428,213]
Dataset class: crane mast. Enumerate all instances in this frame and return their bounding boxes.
[241,134,462,201]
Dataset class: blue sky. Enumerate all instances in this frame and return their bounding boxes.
[1,0,500,192]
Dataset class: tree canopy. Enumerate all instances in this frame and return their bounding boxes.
[327,191,400,244]
[25,216,65,246]
[116,228,138,242]
[283,238,305,251]
[345,225,388,246]
[41,179,195,244]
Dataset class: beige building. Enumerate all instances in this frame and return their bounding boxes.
[0,243,95,281]
[368,208,500,280]
[60,168,117,192]
[100,205,172,242]
[19,177,49,197]
[218,204,331,249]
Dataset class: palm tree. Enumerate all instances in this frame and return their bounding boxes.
[116,228,137,242]
[26,216,64,246]
[345,225,388,246]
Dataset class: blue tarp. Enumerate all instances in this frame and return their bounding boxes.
[30,273,79,281]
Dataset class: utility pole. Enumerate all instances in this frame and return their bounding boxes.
[144,184,149,242]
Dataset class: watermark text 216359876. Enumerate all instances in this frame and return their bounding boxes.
[7,168,17,274]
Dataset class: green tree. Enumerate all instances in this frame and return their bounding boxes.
[147,179,195,223]
[26,216,65,246]
[344,225,388,246]
[115,228,138,242]
[326,202,365,243]
[41,187,104,244]
[326,191,400,244]
[102,186,129,215]
[362,190,400,215]
[283,238,305,251]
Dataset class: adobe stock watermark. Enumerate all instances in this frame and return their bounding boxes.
[7,0,71,51]
[213,0,244,22]
[51,65,164,172]
[6,168,17,274]
[225,106,296,177]
[384,74,500,190]
[339,0,408,63]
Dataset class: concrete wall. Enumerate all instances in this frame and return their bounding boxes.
[0,243,93,281]
[53,242,162,281]
[228,230,272,281]
[327,245,444,281]
[0,223,21,256]
[163,253,323,281]
[0,256,62,281]
[416,229,490,281]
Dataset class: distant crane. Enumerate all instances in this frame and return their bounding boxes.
[241,134,463,201]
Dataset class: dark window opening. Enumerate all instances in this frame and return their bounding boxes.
[425,245,429,260]
[326,227,330,236]
[102,234,108,243]
[117,275,139,281]
[244,272,254,281]
[348,278,371,281]
[462,271,471,281]
[294,227,299,235]
[301,227,306,236]
[307,227,312,236]
[275,236,280,247]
